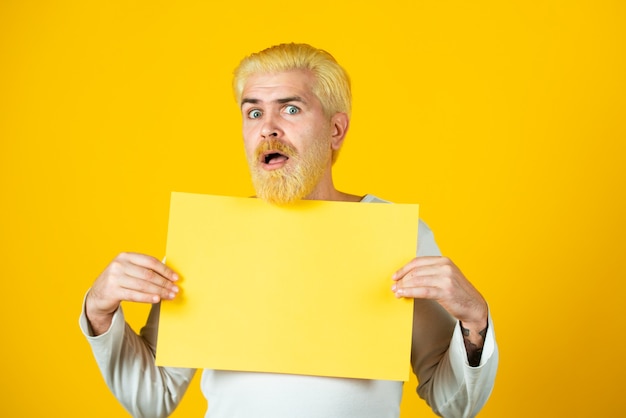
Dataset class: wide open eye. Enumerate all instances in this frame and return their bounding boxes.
[248,109,262,119]
[284,105,300,115]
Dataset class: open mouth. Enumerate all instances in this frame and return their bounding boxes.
[261,151,289,167]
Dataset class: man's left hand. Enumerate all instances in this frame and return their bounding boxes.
[392,256,488,347]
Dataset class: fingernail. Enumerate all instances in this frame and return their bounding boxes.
[391,284,397,292]
[172,273,179,281]
[172,285,179,293]
[168,292,176,299]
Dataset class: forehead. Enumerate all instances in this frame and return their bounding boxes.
[241,70,318,104]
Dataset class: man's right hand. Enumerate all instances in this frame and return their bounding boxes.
[85,252,179,335]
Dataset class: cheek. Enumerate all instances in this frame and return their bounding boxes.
[305,125,332,149]
[242,126,257,153]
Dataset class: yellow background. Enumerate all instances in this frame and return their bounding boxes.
[1,1,624,416]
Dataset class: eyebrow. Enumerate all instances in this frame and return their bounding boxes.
[240,96,306,108]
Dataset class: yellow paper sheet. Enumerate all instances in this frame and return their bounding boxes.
[156,193,419,381]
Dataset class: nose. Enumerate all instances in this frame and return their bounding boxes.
[260,115,283,139]
[261,127,278,138]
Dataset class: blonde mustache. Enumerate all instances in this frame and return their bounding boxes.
[254,138,298,161]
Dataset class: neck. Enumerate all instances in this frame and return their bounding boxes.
[304,169,362,203]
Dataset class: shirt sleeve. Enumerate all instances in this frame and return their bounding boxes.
[412,221,499,417]
[78,291,197,418]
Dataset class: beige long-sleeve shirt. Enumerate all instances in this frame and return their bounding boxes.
[79,194,498,417]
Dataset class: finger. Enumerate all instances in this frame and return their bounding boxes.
[393,282,442,300]
[114,255,180,299]
[392,256,444,280]
[116,273,178,301]
[391,275,443,299]
[118,286,173,304]
[392,270,440,291]
[109,255,179,298]
[123,262,177,291]
[125,252,179,282]
[396,258,460,287]
[402,265,450,284]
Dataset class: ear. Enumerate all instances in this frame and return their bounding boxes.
[330,112,350,151]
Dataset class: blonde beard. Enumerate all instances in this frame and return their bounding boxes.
[249,137,331,205]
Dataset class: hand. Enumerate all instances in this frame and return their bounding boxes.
[85,252,179,335]
[391,256,488,340]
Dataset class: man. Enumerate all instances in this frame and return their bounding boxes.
[80,43,498,417]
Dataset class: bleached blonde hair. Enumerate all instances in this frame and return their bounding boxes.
[233,43,352,118]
